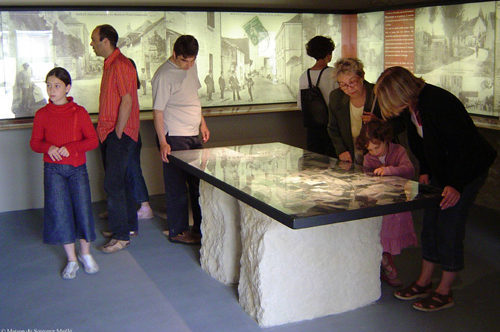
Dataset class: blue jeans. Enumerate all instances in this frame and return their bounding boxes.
[129,134,149,204]
[163,135,202,237]
[101,132,138,241]
[43,163,96,244]
[421,172,488,271]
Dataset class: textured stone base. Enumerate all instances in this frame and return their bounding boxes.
[199,181,242,284]
[238,202,383,326]
[199,181,383,327]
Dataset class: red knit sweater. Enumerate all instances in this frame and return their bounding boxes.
[30,97,98,167]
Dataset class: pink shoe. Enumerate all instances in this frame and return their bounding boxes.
[381,270,403,287]
[381,252,403,287]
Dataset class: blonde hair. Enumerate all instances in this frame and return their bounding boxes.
[333,57,365,79]
[374,66,425,119]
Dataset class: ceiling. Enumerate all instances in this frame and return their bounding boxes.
[0,0,481,13]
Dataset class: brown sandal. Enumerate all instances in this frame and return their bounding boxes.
[412,291,454,312]
[394,281,432,300]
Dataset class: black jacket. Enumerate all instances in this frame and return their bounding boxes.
[406,84,496,192]
[327,80,404,160]
[327,81,379,159]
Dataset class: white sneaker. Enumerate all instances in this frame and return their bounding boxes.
[137,206,154,220]
[62,261,79,279]
[78,254,99,274]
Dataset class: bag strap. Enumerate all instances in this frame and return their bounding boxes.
[306,69,313,88]
[306,67,328,88]
[369,95,377,114]
[315,67,328,86]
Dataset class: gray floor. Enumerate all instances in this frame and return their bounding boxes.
[1,196,499,332]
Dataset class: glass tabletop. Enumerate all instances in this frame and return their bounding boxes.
[170,142,441,228]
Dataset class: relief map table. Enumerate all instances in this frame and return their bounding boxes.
[170,142,441,327]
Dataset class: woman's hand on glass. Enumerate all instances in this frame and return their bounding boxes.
[440,185,460,210]
[338,161,352,171]
[338,151,352,163]
[419,174,430,184]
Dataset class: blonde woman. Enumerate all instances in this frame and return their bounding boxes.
[375,66,496,312]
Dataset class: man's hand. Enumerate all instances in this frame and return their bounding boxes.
[115,93,132,140]
[200,125,210,143]
[200,116,210,143]
[160,142,171,163]
[153,109,170,162]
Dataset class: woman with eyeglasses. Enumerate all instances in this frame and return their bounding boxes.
[327,57,381,164]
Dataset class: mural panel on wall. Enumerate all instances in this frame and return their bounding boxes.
[357,11,384,83]
[0,10,341,120]
[0,4,498,120]
[495,1,500,115]
[415,2,496,117]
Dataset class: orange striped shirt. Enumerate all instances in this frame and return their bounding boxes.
[97,48,140,143]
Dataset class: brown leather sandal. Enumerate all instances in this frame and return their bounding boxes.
[394,281,433,300]
[168,231,200,245]
[412,291,454,312]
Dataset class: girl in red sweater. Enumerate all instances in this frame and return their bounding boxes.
[30,67,99,279]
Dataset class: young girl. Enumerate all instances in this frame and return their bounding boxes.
[30,67,99,279]
[356,119,417,287]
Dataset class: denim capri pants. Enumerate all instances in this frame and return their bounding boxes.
[43,163,96,244]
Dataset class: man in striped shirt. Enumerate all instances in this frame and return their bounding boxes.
[91,24,140,253]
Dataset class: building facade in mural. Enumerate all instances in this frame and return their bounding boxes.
[415,3,495,117]
[0,4,498,120]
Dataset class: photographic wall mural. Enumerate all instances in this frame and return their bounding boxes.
[0,2,499,120]
[414,2,496,117]
[0,10,341,119]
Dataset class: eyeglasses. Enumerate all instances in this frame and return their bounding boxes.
[337,77,360,89]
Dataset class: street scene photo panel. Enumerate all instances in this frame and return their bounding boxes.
[0,2,499,119]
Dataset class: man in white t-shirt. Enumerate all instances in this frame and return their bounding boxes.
[152,35,210,245]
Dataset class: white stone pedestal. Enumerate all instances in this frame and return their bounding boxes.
[237,202,383,327]
[199,181,242,284]
[199,181,383,327]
